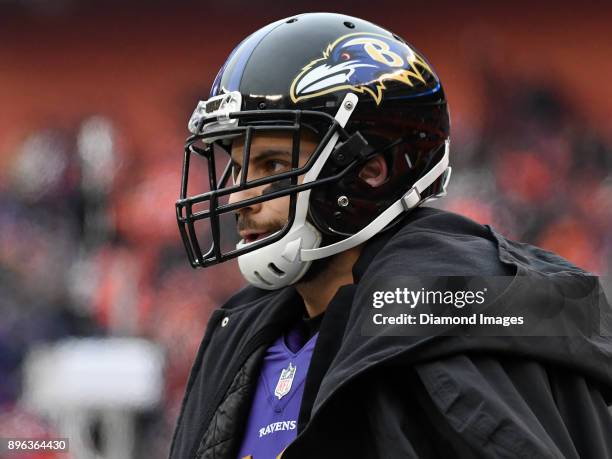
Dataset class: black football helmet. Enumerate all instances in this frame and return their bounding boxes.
[176,12,451,289]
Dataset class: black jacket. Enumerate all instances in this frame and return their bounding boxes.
[169,207,612,459]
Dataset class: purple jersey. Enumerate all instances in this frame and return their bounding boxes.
[237,330,318,459]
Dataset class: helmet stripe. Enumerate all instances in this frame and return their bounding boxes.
[217,19,285,94]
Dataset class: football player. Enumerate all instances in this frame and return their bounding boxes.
[170,13,612,459]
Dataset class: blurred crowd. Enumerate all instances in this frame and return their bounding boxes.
[0,67,610,458]
[443,65,612,275]
[0,117,244,457]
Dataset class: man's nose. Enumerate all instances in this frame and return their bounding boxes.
[228,184,263,214]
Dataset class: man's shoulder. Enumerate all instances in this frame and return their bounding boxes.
[366,207,514,276]
[365,206,590,277]
[395,206,494,240]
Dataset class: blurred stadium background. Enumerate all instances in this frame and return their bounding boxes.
[1,1,611,458]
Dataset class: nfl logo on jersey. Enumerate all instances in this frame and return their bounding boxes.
[274,363,296,399]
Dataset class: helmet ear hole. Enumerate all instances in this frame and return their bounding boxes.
[357,154,388,187]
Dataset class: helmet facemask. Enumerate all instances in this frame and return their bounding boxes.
[176,92,360,288]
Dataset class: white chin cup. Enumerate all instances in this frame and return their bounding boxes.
[237,221,322,290]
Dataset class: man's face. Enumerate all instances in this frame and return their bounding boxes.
[228,132,318,244]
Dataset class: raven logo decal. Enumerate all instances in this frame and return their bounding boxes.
[290,32,436,105]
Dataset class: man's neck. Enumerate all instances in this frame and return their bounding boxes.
[295,246,362,317]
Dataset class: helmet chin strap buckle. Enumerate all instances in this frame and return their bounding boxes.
[401,187,421,211]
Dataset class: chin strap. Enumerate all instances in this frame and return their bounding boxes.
[300,139,450,262]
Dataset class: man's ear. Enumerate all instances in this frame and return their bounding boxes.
[358,154,388,187]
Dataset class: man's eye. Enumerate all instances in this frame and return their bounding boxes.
[265,159,290,174]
